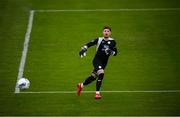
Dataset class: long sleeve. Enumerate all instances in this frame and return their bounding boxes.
[112,41,118,56]
[85,38,98,48]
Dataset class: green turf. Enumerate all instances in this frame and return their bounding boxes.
[0,0,180,116]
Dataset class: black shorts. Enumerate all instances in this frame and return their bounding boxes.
[93,57,107,72]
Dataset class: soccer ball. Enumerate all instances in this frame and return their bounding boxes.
[17,78,30,89]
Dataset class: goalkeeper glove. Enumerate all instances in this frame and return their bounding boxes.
[79,46,87,58]
[105,48,115,55]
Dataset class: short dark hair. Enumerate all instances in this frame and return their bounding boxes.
[103,26,111,31]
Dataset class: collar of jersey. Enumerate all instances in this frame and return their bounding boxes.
[102,37,113,41]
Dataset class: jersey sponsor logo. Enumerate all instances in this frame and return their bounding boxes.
[103,45,109,49]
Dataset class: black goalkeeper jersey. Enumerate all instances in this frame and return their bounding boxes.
[85,37,118,64]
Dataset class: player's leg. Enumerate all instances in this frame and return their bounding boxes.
[83,72,97,86]
[92,58,105,99]
[96,69,104,92]
[95,68,104,99]
[77,72,97,96]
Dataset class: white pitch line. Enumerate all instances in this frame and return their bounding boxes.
[15,10,35,93]
[19,90,180,94]
[34,8,180,12]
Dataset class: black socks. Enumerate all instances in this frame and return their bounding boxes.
[83,75,96,86]
[96,73,104,91]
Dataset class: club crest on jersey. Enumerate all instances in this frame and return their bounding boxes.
[108,41,111,44]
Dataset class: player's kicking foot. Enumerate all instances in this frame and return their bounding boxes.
[77,83,83,96]
[95,92,101,99]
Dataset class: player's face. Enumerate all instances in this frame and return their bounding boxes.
[103,29,111,38]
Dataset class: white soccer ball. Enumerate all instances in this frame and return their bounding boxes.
[17,78,30,89]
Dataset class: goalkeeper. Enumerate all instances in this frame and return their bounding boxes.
[77,26,118,99]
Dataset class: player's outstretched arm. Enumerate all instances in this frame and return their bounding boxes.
[79,38,98,58]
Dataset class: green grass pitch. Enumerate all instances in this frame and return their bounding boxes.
[0,0,180,116]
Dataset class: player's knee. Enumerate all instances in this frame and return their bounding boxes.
[97,69,104,75]
[97,73,104,82]
[91,72,97,78]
